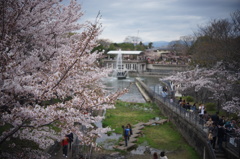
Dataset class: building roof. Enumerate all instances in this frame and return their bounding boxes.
[107,50,143,55]
[147,47,172,51]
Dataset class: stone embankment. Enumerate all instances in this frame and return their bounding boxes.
[135,82,151,103]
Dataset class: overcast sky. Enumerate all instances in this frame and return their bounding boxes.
[77,0,240,43]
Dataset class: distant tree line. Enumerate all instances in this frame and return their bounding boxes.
[164,10,240,117]
[92,36,155,54]
[169,10,240,70]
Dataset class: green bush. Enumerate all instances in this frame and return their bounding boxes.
[205,103,216,111]
[185,96,194,102]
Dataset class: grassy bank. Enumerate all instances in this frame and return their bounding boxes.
[102,100,200,159]
[103,101,161,134]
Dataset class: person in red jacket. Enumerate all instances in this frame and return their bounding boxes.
[61,135,69,158]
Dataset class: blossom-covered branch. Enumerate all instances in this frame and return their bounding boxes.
[0,0,126,158]
[162,62,240,115]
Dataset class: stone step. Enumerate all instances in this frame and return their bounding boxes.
[113,142,136,150]
[215,151,227,159]
[130,133,140,138]
[113,118,168,151]
[155,119,168,125]
[215,153,225,157]
[143,120,156,126]
[119,138,138,145]
[133,122,145,127]
[132,129,140,134]
[132,127,144,133]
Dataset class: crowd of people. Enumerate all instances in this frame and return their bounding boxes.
[177,97,239,151]
[204,113,238,151]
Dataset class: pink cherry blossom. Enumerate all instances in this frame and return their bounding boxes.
[163,62,240,116]
[0,0,127,158]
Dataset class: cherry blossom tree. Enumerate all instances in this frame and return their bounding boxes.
[222,97,240,117]
[0,0,126,158]
[163,62,240,115]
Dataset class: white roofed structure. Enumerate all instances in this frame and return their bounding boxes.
[107,50,143,55]
[104,50,147,73]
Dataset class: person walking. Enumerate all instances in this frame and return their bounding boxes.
[209,122,218,150]
[122,125,125,135]
[198,103,205,125]
[191,103,197,112]
[218,115,226,126]
[61,135,69,158]
[178,97,182,106]
[160,151,168,159]
[123,125,130,146]
[127,123,132,140]
[205,118,213,129]
[211,112,220,125]
[208,130,213,143]
[153,152,158,159]
[217,123,225,151]
[198,103,205,114]
[67,132,73,150]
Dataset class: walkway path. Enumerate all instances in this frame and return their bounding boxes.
[113,119,168,151]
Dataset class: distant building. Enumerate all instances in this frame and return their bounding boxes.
[104,50,146,72]
[106,50,144,60]
[102,49,189,76]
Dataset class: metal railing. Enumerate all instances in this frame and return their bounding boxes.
[225,133,240,157]
[144,87,217,158]
[148,85,240,158]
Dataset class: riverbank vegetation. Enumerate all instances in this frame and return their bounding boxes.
[102,100,200,159]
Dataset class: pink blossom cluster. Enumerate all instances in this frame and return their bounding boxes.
[163,62,240,116]
[0,0,127,158]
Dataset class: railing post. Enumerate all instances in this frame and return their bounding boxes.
[239,138,240,158]
[203,146,206,159]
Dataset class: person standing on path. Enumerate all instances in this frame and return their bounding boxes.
[121,125,125,138]
[160,151,168,159]
[123,125,130,146]
[67,132,73,150]
[198,103,205,124]
[153,152,158,159]
[127,123,132,140]
[211,112,220,125]
[61,135,69,158]
[122,125,126,142]
[209,122,218,150]
[217,123,225,151]
[218,115,226,126]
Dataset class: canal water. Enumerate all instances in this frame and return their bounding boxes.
[101,76,162,103]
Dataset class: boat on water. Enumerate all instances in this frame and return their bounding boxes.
[117,70,128,79]
[113,49,128,79]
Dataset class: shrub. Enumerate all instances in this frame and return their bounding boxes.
[205,103,216,111]
[185,96,194,102]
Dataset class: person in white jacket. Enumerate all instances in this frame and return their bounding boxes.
[160,151,168,159]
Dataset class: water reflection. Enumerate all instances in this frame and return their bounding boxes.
[95,116,122,150]
[101,76,161,103]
